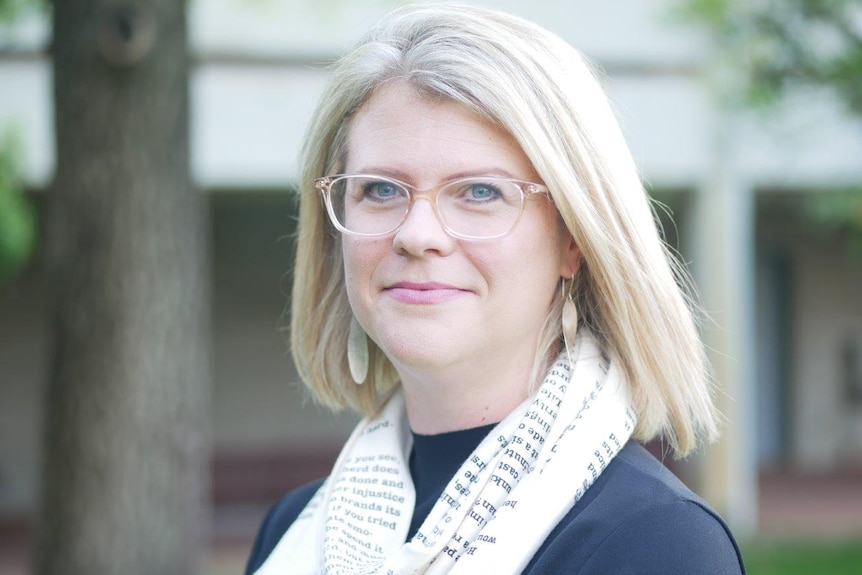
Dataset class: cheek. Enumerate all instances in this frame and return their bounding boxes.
[473,204,562,270]
[500,217,566,297]
[342,238,385,309]
[342,241,365,300]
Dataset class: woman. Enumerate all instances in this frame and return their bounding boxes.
[247,4,745,574]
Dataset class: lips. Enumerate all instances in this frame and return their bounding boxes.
[383,281,470,304]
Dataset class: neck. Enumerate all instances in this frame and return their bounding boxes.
[396,349,537,434]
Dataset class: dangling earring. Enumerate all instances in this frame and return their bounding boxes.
[561,277,578,365]
[348,315,369,385]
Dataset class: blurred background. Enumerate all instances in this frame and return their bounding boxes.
[1,0,861,573]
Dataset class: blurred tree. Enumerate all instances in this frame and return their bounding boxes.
[36,2,211,575]
[680,0,862,114]
[680,0,862,257]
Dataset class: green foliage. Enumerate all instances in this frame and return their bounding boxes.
[678,0,862,115]
[0,0,31,21]
[743,538,862,574]
[0,130,37,284]
[0,0,43,23]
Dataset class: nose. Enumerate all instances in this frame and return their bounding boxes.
[392,197,456,256]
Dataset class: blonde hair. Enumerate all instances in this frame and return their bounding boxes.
[291,3,718,457]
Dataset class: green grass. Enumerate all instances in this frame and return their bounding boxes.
[743,538,862,575]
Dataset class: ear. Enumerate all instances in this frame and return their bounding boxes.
[558,232,582,279]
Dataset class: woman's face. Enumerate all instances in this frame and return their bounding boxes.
[342,82,578,384]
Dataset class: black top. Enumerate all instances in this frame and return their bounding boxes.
[246,428,746,574]
[407,422,498,539]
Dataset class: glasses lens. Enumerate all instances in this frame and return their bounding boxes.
[438,178,525,238]
[328,176,409,235]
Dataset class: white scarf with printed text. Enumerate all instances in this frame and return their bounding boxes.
[255,332,636,575]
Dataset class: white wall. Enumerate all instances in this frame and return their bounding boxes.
[3,0,861,189]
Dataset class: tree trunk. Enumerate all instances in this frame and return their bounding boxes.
[37,1,210,574]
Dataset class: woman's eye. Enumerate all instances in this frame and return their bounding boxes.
[464,183,501,201]
[364,181,401,201]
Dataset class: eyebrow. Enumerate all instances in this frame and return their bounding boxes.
[349,166,522,183]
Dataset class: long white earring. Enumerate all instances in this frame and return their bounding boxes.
[561,278,578,365]
[348,315,369,385]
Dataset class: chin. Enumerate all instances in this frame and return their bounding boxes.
[377,337,460,373]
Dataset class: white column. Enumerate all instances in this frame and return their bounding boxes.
[689,152,759,538]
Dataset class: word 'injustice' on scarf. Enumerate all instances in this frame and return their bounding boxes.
[256,332,636,575]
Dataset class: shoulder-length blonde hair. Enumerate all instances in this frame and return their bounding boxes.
[291,3,718,457]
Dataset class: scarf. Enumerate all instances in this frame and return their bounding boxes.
[255,332,636,575]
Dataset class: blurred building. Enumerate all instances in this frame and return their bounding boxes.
[1,0,861,542]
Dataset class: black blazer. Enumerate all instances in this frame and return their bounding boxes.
[246,441,745,574]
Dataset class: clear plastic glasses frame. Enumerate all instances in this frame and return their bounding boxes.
[314,174,549,240]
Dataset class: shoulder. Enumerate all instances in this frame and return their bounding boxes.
[525,442,746,574]
[244,478,326,575]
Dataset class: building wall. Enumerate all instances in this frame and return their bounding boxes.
[0,261,48,516]
[757,196,862,470]
[209,193,358,455]
[792,239,862,469]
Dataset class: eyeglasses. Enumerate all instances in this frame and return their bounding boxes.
[314,174,548,240]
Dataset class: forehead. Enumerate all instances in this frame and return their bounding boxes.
[344,82,538,183]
